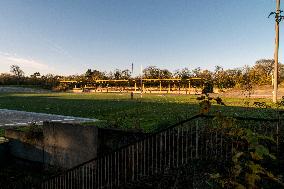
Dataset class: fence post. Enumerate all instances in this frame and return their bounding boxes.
[277,118,280,157]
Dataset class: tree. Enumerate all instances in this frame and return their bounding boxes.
[29,72,41,85]
[192,67,202,77]
[120,69,131,80]
[143,66,172,79]
[0,73,13,85]
[226,68,242,88]
[113,69,122,80]
[214,66,228,89]
[174,68,191,79]
[159,69,172,79]
[85,69,107,81]
[252,59,274,85]
[30,72,41,78]
[10,65,24,85]
[143,66,160,79]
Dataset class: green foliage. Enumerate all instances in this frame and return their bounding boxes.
[197,94,225,114]
[196,96,282,188]
[0,128,4,137]
[210,115,282,189]
[143,66,172,79]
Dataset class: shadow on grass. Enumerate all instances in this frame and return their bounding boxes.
[0,93,280,132]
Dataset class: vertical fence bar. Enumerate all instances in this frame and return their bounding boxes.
[277,119,279,156]
[91,163,94,189]
[132,145,135,181]
[220,131,223,159]
[114,151,116,188]
[124,148,126,184]
[169,129,171,168]
[136,142,139,180]
[172,129,175,168]
[160,131,163,172]
[164,130,167,169]
[190,123,193,161]
[143,139,146,177]
[151,135,154,175]
[156,134,158,173]
[195,119,199,159]
[176,127,180,167]
[107,155,110,188]
[118,151,120,187]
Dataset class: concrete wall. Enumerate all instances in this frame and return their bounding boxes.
[0,142,9,165]
[5,124,98,169]
[43,122,98,169]
[4,123,145,169]
[5,129,44,163]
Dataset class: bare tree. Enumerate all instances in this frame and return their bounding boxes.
[10,65,24,85]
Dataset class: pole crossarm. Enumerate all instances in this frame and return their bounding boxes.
[269,10,284,23]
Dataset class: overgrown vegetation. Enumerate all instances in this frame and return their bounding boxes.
[196,95,284,188]
[209,115,283,188]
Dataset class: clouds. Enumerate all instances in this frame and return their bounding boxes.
[44,38,72,58]
[0,52,52,74]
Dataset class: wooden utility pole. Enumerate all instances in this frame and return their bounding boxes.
[140,65,143,98]
[273,0,280,103]
[269,0,284,102]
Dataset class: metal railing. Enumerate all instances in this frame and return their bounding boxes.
[40,114,283,189]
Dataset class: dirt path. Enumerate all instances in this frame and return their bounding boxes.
[0,109,97,128]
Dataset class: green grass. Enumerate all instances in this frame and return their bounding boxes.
[0,92,281,133]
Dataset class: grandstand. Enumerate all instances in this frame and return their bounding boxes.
[60,78,206,94]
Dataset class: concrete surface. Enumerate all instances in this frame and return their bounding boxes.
[0,109,97,127]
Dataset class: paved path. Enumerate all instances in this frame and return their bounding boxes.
[0,86,50,93]
[0,109,97,127]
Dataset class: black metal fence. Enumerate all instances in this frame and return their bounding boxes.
[40,114,283,189]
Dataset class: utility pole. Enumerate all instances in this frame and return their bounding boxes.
[269,0,284,103]
[140,65,143,98]
[274,0,280,103]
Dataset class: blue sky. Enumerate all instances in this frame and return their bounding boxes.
[0,0,280,76]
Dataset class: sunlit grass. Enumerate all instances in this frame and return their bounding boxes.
[0,92,281,133]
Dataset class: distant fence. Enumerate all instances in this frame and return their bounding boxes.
[39,114,283,189]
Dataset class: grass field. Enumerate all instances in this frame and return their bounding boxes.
[0,92,281,133]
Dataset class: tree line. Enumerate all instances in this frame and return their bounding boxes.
[1,59,283,90]
[0,65,62,89]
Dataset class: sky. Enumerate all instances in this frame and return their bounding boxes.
[0,0,281,76]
